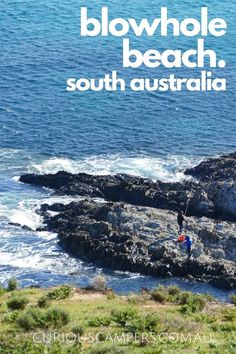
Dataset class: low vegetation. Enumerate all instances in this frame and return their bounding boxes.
[91,274,107,292]
[46,285,74,300]
[7,296,29,311]
[37,295,50,308]
[231,294,236,306]
[7,278,18,291]
[0,282,235,353]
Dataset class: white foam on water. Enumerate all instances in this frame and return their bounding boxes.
[37,231,57,241]
[4,154,198,234]
[7,153,196,238]
[0,223,82,274]
[31,157,79,175]
[4,151,222,295]
[0,148,22,159]
[7,194,88,231]
[0,252,49,269]
[9,200,42,230]
[30,154,200,182]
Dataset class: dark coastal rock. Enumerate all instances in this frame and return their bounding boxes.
[185,152,236,182]
[20,164,236,222]
[8,222,32,231]
[39,199,236,290]
[184,152,236,220]
[8,222,22,227]
[20,171,104,198]
[20,172,208,218]
[19,152,236,289]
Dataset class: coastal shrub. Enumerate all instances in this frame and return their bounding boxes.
[71,324,85,336]
[230,294,236,306]
[88,315,111,327]
[143,313,160,332]
[203,293,215,302]
[106,290,116,300]
[0,286,5,296]
[47,285,73,300]
[48,342,82,354]
[0,302,7,314]
[7,296,29,310]
[212,322,236,332]
[92,275,107,292]
[139,289,151,303]
[148,286,210,309]
[151,285,183,303]
[4,309,21,322]
[223,309,236,322]
[177,291,192,305]
[111,307,138,326]
[167,285,181,297]
[178,291,210,307]
[17,307,46,330]
[151,288,166,303]
[0,339,46,354]
[180,295,206,314]
[124,316,143,334]
[195,313,216,324]
[128,292,150,304]
[125,313,159,334]
[45,307,70,328]
[142,349,162,354]
[7,278,18,291]
[38,295,49,308]
[17,307,70,330]
[97,332,107,342]
[0,340,81,354]
[90,345,125,354]
[127,293,141,305]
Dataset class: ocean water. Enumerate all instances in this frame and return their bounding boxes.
[0,0,235,299]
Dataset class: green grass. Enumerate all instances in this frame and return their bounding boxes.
[0,285,235,353]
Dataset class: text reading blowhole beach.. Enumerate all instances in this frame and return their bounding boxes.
[67,7,227,92]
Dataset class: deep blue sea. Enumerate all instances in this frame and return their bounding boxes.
[0,0,235,300]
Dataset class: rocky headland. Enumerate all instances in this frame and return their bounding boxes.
[19,152,236,289]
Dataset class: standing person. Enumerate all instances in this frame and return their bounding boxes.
[177,211,185,233]
[185,235,192,259]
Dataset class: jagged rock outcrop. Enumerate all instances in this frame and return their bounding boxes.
[38,199,236,290]
[19,152,236,289]
[20,152,236,221]
[184,152,236,182]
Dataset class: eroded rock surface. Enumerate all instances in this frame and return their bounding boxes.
[39,199,236,290]
[20,152,236,289]
[20,152,236,221]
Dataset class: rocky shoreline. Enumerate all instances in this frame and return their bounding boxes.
[20,152,236,290]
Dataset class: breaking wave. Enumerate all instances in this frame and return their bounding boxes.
[2,149,232,300]
[30,154,201,182]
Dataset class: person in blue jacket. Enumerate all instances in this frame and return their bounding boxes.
[185,235,192,259]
